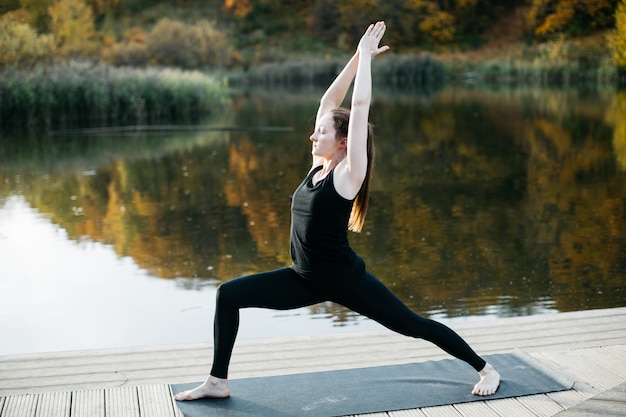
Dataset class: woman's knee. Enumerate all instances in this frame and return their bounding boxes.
[215,280,239,307]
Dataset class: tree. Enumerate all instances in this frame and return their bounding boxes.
[86,0,120,17]
[417,2,456,43]
[0,20,56,68]
[222,0,252,17]
[48,0,98,57]
[310,0,341,43]
[609,0,626,69]
[1,0,21,16]
[527,0,617,37]
[20,0,53,31]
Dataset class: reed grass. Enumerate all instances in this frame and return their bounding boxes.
[228,53,445,90]
[228,59,343,88]
[472,58,620,87]
[373,53,445,88]
[0,61,229,126]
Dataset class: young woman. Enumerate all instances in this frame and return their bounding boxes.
[174,21,500,401]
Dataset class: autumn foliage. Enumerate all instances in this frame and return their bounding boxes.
[48,0,98,57]
[527,0,617,36]
[0,20,56,68]
[102,18,232,68]
[609,0,626,68]
[0,0,623,70]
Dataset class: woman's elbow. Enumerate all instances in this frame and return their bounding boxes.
[351,97,371,109]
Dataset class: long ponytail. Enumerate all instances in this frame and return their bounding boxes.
[331,108,374,233]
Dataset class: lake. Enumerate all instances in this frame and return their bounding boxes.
[1,85,625,355]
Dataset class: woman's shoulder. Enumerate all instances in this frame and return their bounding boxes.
[331,160,360,200]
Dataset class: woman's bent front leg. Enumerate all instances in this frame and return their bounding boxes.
[210,267,324,380]
[176,268,325,401]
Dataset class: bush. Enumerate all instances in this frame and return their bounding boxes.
[147,18,231,68]
[103,18,232,69]
[101,39,150,67]
[0,21,56,69]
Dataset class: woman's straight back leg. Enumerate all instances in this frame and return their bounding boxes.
[328,271,486,372]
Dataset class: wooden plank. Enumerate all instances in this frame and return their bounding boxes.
[539,351,624,390]
[594,382,626,401]
[546,389,589,409]
[578,347,626,383]
[0,395,37,417]
[420,405,464,417]
[1,310,623,376]
[603,345,626,361]
[388,408,427,417]
[105,386,140,417]
[2,309,626,396]
[454,401,501,417]
[71,389,104,417]
[169,386,184,417]
[555,409,622,417]
[485,398,536,417]
[564,399,626,416]
[516,394,564,416]
[137,384,177,417]
[34,392,70,417]
[555,382,626,416]
[0,309,624,417]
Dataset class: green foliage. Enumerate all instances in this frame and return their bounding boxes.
[0,20,56,68]
[0,60,229,126]
[609,0,626,69]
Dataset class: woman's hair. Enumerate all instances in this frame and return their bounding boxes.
[330,107,374,233]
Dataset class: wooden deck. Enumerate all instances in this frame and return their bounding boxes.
[1,307,625,417]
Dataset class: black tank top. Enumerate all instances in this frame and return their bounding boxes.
[290,165,365,280]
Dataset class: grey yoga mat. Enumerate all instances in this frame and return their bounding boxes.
[170,351,573,417]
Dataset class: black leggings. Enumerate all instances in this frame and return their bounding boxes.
[210,267,486,379]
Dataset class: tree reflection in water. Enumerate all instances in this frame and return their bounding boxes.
[1,86,625,327]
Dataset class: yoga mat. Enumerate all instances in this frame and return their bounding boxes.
[171,351,572,417]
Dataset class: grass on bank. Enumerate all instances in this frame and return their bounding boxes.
[0,60,229,127]
[228,53,446,90]
[473,59,621,86]
[1,49,623,129]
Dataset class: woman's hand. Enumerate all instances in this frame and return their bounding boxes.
[357,21,390,58]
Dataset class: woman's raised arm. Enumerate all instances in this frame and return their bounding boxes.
[334,21,388,198]
[315,53,359,125]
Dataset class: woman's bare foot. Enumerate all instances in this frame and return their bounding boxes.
[174,376,230,401]
[472,363,500,396]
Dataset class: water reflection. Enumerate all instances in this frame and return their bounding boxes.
[1,86,626,353]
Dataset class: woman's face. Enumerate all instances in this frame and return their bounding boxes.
[310,113,345,159]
